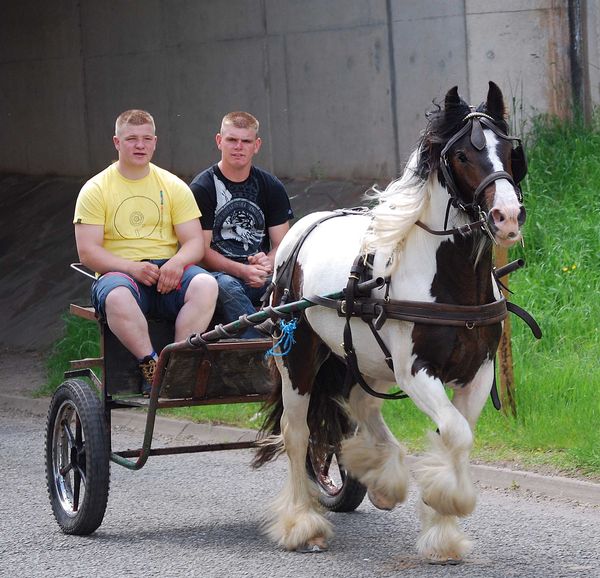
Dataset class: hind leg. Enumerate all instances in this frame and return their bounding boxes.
[264,356,332,551]
[341,382,409,510]
[402,368,486,563]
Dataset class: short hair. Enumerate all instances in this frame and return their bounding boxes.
[115,109,155,136]
[221,111,259,135]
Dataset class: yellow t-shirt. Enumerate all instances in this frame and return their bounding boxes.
[73,163,201,261]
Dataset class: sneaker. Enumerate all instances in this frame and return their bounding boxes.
[138,355,157,397]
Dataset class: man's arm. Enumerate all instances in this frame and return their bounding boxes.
[266,222,290,267]
[74,223,160,286]
[157,219,206,293]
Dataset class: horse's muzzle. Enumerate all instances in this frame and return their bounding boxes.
[489,204,525,247]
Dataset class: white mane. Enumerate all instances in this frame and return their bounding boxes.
[361,150,430,255]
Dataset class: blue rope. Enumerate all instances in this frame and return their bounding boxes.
[265,319,298,357]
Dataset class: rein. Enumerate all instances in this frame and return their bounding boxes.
[415,214,488,238]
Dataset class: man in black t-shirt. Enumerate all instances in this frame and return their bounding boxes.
[190,111,293,338]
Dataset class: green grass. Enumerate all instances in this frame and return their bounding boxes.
[43,112,600,478]
[40,313,100,397]
[485,113,600,476]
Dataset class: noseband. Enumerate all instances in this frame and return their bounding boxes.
[417,111,527,241]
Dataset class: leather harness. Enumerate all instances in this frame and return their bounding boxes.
[270,211,541,405]
[268,111,539,405]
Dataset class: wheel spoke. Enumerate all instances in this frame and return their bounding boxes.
[76,414,83,446]
[74,463,87,486]
[73,470,81,511]
[59,462,73,477]
[321,450,334,476]
[62,419,76,446]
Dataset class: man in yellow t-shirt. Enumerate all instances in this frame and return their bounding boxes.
[73,109,218,395]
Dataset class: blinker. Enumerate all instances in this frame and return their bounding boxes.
[511,143,527,184]
[469,119,486,151]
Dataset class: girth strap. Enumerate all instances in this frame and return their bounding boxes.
[337,255,408,400]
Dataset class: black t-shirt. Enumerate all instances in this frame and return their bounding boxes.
[189,164,293,262]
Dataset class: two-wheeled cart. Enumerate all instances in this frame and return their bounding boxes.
[45,296,367,535]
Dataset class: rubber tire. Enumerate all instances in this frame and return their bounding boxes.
[45,378,110,535]
[306,445,367,512]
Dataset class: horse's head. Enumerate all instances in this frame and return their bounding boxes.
[424,82,527,247]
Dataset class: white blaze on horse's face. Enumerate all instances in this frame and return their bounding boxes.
[484,129,525,247]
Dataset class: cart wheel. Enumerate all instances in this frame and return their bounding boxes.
[306,443,366,512]
[45,378,110,535]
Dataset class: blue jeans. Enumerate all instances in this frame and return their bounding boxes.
[91,260,209,321]
[212,272,269,339]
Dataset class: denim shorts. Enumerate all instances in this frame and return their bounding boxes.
[91,260,209,321]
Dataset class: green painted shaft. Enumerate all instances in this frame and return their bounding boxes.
[199,291,344,342]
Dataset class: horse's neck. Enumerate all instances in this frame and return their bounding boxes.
[398,182,496,306]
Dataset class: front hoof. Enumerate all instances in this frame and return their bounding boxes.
[427,555,463,565]
[368,489,397,511]
[296,536,329,553]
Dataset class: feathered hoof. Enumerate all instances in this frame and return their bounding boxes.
[427,555,463,565]
[296,536,329,553]
[416,502,472,564]
[368,489,397,511]
[264,503,333,552]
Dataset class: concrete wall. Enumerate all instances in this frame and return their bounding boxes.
[1,1,598,182]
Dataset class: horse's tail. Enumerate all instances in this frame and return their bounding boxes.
[251,358,284,468]
[251,353,352,469]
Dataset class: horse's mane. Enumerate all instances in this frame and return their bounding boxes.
[361,151,429,254]
[361,93,505,256]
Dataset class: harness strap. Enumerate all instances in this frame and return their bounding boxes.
[308,253,541,406]
[415,217,487,237]
[343,254,408,399]
[342,336,408,400]
[471,171,516,206]
[272,207,370,296]
[490,358,502,410]
[340,256,408,400]
[308,294,508,327]
[507,301,543,339]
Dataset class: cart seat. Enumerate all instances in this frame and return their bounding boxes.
[69,304,274,401]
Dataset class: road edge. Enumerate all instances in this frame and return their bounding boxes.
[3,392,598,507]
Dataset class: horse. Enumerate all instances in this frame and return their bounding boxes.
[253,81,528,564]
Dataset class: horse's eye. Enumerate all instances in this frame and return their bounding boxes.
[456,150,468,163]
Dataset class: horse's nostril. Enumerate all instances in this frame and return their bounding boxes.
[491,208,505,223]
[507,231,516,239]
[518,206,527,225]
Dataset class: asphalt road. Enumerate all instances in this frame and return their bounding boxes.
[2,407,599,578]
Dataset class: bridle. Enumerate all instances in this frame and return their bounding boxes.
[417,111,527,242]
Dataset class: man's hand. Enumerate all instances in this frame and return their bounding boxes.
[156,258,184,293]
[247,251,273,272]
[241,263,271,288]
[128,261,160,286]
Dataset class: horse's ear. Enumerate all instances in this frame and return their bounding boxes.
[486,81,506,120]
[444,86,460,110]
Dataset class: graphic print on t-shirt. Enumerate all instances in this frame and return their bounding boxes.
[113,196,160,239]
[211,173,265,259]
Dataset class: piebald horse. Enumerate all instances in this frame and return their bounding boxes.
[254,82,527,563]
